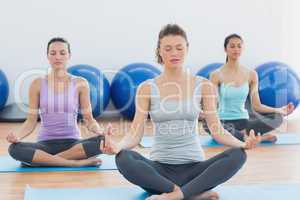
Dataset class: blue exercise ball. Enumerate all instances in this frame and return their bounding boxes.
[111,63,161,119]
[0,70,9,111]
[196,62,224,79]
[255,61,300,110]
[68,64,110,118]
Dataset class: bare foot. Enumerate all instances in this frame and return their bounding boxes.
[73,158,102,167]
[146,194,168,200]
[190,191,219,200]
[146,185,184,200]
[261,134,277,143]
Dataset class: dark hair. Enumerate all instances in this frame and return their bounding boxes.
[47,37,71,54]
[156,24,189,64]
[224,34,243,62]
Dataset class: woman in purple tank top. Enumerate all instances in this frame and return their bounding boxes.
[6,38,108,167]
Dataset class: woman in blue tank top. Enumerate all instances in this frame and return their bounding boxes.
[203,34,295,143]
[101,24,261,200]
[7,38,108,167]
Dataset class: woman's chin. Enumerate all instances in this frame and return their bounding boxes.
[167,63,183,69]
[52,65,66,70]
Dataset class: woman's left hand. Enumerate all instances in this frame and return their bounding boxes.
[243,130,261,149]
[276,102,295,115]
[100,132,121,155]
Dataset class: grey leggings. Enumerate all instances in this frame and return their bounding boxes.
[8,135,104,166]
[116,148,246,199]
[203,113,283,141]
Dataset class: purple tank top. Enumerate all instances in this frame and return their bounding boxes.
[38,76,80,141]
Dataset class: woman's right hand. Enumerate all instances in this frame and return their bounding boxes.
[6,132,19,143]
[100,125,122,155]
[100,136,122,155]
[243,130,261,149]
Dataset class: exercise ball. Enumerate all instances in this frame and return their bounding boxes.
[111,63,161,119]
[196,62,224,79]
[0,69,9,111]
[255,61,300,110]
[68,64,110,118]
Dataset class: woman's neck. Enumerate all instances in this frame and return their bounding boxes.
[162,66,186,82]
[49,69,69,81]
[225,59,240,71]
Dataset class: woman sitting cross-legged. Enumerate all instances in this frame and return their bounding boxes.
[101,24,261,200]
[7,37,110,167]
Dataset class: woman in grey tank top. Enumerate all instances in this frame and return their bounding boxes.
[102,24,261,200]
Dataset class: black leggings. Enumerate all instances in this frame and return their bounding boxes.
[203,113,283,141]
[116,148,246,199]
[8,135,104,165]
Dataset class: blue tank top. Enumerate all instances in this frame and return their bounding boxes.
[148,77,205,164]
[218,82,249,120]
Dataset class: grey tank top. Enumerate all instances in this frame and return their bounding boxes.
[148,77,205,164]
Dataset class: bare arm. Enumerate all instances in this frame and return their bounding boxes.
[209,70,220,97]
[7,78,40,143]
[77,78,103,135]
[249,70,279,113]
[118,82,151,150]
[100,82,151,154]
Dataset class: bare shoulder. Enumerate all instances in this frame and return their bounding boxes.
[190,74,200,81]
[247,68,258,82]
[137,80,152,96]
[209,70,221,81]
[30,77,43,92]
[200,78,215,94]
[73,76,89,91]
[73,76,88,84]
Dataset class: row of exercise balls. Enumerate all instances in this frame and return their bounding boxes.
[0,63,159,119]
[67,64,110,118]
[71,63,161,119]
[111,63,161,119]
[2,61,299,119]
[196,61,300,110]
[0,65,111,118]
[70,63,161,119]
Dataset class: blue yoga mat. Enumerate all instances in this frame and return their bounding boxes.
[0,154,116,173]
[24,184,300,200]
[140,133,300,148]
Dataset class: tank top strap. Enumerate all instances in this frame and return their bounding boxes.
[40,77,48,96]
[69,75,76,90]
[146,78,159,99]
[244,68,251,84]
[218,67,251,86]
[68,76,79,110]
[215,68,224,83]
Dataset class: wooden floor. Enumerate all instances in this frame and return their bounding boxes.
[0,118,300,200]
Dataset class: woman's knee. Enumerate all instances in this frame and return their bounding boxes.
[272,113,283,127]
[115,149,141,177]
[115,149,132,167]
[8,143,23,160]
[228,147,247,165]
[8,143,34,164]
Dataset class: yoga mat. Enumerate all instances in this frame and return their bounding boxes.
[0,154,116,173]
[24,186,149,200]
[24,184,300,200]
[140,133,300,148]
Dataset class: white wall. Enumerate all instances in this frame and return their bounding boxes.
[0,0,299,118]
